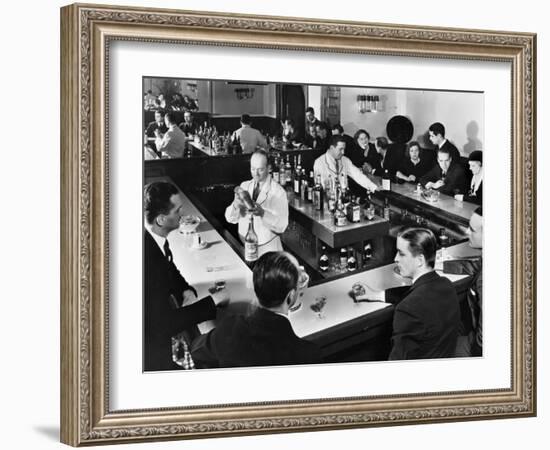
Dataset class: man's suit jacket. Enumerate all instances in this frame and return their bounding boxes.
[191,307,323,368]
[386,271,460,360]
[370,145,406,177]
[419,161,467,195]
[441,140,461,163]
[144,230,217,371]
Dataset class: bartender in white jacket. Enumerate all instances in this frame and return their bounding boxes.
[225,150,289,256]
[313,135,379,192]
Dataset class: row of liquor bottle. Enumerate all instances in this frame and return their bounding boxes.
[271,154,378,227]
[318,242,374,273]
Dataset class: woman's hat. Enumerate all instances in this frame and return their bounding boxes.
[468,150,483,164]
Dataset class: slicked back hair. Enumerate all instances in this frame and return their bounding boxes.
[253,252,299,308]
[144,182,178,225]
[397,227,437,269]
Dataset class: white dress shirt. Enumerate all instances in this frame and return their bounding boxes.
[313,152,378,192]
[155,124,187,158]
[225,176,288,256]
[231,125,267,154]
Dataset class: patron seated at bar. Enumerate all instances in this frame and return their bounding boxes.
[313,135,378,193]
[305,106,320,137]
[355,228,460,360]
[304,124,322,150]
[231,113,267,154]
[428,121,461,163]
[368,136,404,177]
[178,110,197,136]
[225,150,288,256]
[145,110,168,139]
[315,121,332,152]
[143,182,229,371]
[191,251,323,368]
[395,141,434,183]
[282,118,302,146]
[348,129,376,171]
[155,112,188,159]
[464,150,483,204]
[419,146,467,196]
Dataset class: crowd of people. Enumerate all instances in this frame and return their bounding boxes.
[142,105,484,371]
[144,89,199,112]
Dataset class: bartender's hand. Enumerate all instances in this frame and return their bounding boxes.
[432,179,445,189]
[250,204,264,217]
[211,288,230,307]
[182,289,198,306]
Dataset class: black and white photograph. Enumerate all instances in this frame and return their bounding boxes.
[142,77,485,372]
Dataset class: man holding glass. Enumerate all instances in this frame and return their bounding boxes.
[191,251,323,368]
[143,181,229,371]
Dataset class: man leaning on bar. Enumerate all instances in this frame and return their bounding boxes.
[313,135,379,193]
[354,227,460,360]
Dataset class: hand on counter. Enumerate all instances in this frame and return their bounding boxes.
[211,288,230,307]
[427,180,445,190]
[351,282,385,303]
[182,289,198,306]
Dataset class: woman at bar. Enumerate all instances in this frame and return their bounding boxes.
[347,129,377,170]
[395,141,434,183]
[464,150,483,204]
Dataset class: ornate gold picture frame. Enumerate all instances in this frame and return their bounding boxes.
[60,3,536,446]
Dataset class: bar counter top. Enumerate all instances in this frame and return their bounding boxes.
[158,178,480,344]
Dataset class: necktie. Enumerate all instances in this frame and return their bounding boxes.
[252,182,261,201]
[163,239,173,263]
[335,159,341,176]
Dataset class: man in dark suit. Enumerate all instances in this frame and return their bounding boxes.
[428,122,460,162]
[355,228,460,360]
[369,136,405,177]
[145,110,168,138]
[143,182,229,371]
[192,252,323,368]
[419,146,467,195]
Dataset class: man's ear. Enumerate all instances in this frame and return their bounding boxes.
[285,289,297,305]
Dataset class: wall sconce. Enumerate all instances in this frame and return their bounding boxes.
[357,94,379,113]
[235,87,255,100]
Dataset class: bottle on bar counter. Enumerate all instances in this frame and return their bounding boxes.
[339,247,348,270]
[319,245,329,272]
[272,157,280,184]
[285,156,292,188]
[300,169,308,201]
[244,215,258,264]
[347,247,357,272]
[382,169,391,190]
[383,197,391,220]
[363,241,373,266]
[293,163,301,195]
[307,171,314,202]
[279,157,286,186]
[347,196,361,223]
[313,174,324,211]
[334,190,347,227]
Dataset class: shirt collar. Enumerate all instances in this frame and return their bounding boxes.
[144,223,167,256]
[438,138,447,149]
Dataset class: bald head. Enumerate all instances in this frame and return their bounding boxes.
[250,151,269,183]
